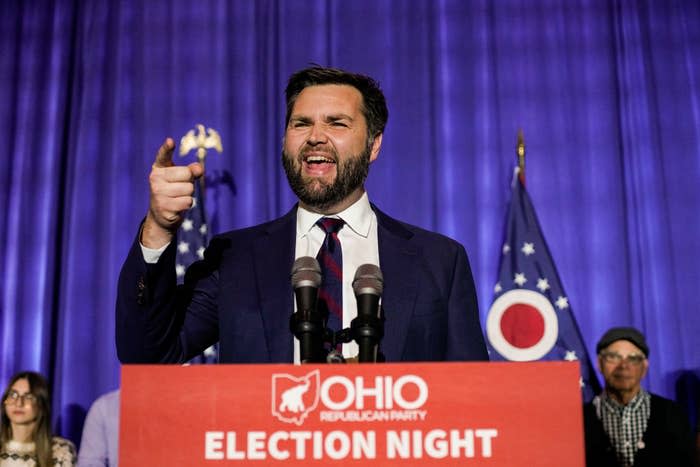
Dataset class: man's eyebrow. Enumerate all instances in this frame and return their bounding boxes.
[289,114,354,123]
[289,115,312,123]
[325,113,354,122]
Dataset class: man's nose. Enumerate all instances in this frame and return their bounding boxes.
[307,123,328,145]
[617,358,632,368]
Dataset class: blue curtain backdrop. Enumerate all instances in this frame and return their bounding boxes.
[1,0,699,442]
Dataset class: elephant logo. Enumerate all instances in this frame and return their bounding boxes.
[271,370,320,425]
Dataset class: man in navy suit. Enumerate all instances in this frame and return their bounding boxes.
[116,66,488,364]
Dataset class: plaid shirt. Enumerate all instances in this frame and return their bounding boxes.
[592,389,651,466]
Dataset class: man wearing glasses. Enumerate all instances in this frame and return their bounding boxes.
[583,326,694,466]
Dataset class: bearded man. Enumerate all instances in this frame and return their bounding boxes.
[116,66,488,364]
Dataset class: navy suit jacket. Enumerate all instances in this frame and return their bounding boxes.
[116,205,488,363]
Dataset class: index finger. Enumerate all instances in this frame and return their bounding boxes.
[153,138,175,168]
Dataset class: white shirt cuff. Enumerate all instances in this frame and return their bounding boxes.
[141,242,169,264]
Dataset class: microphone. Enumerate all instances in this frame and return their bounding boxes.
[289,256,324,363]
[351,264,384,363]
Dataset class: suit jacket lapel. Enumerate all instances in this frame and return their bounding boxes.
[374,207,419,361]
[253,207,297,362]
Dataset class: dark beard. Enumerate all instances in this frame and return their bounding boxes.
[282,145,371,212]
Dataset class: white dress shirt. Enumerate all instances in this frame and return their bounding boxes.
[294,192,380,361]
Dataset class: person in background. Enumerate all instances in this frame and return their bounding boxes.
[1,371,76,466]
[76,390,119,467]
[583,327,694,467]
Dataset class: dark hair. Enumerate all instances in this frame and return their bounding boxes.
[284,66,389,141]
[1,371,53,467]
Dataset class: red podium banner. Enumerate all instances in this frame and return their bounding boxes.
[120,362,584,466]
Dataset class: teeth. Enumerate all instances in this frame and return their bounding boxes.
[306,155,334,163]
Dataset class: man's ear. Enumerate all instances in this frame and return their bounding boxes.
[369,133,383,163]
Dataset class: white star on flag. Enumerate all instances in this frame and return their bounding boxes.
[521,242,535,256]
[564,350,578,361]
[191,197,197,208]
[579,377,585,388]
[181,219,193,231]
[197,246,205,259]
[513,272,527,287]
[555,295,569,309]
[177,241,190,254]
[494,282,502,293]
[502,244,510,254]
[536,278,550,292]
[175,264,186,278]
[199,224,208,235]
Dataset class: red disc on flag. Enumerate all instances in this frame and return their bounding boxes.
[500,303,545,348]
[487,289,558,361]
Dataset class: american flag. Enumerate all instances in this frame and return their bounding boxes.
[177,177,218,364]
[486,169,600,401]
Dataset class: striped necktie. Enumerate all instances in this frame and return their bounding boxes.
[316,217,345,334]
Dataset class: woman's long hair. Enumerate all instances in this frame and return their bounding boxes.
[1,371,53,467]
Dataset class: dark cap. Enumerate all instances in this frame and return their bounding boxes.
[596,327,649,357]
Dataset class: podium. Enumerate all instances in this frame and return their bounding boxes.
[120,362,584,466]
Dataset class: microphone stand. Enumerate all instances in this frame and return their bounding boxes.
[350,304,384,363]
[290,308,326,363]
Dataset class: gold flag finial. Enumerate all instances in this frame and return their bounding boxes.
[517,129,525,184]
[179,124,224,170]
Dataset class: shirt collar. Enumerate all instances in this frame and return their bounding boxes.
[297,192,373,238]
[600,387,649,412]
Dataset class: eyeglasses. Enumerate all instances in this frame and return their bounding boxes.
[600,352,646,366]
[3,390,37,406]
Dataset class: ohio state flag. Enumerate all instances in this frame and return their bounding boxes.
[486,169,600,401]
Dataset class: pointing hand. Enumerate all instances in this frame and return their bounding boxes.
[142,138,204,248]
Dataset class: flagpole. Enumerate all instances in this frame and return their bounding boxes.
[176,124,224,364]
[197,147,207,194]
[517,129,525,185]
